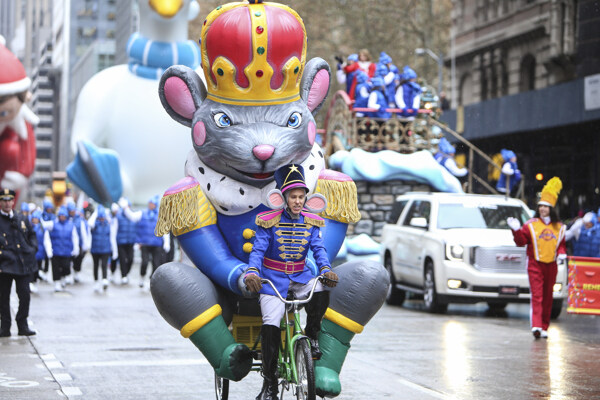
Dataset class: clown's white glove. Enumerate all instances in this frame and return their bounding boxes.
[507,217,521,231]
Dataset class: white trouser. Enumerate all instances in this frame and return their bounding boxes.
[259,278,325,326]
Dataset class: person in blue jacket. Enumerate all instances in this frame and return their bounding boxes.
[352,71,371,117]
[40,199,55,280]
[29,210,52,294]
[434,137,468,177]
[496,149,522,196]
[88,205,117,292]
[395,66,422,119]
[114,198,137,285]
[125,195,170,289]
[244,164,338,400]
[571,212,600,257]
[67,202,90,284]
[366,76,391,119]
[378,52,399,107]
[45,206,79,292]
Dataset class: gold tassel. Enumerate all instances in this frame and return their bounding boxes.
[155,185,201,236]
[255,213,281,229]
[303,215,325,227]
[316,179,361,224]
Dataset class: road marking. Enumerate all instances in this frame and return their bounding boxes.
[45,361,64,370]
[61,387,82,396]
[397,377,457,400]
[70,358,209,368]
[53,373,73,382]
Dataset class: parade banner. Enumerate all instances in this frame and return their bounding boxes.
[567,256,600,315]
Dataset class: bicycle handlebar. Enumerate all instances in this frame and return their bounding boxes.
[260,275,336,305]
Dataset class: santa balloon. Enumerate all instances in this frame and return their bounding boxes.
[0,37,38,201]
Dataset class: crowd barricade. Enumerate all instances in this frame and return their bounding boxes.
[567,256,600,315]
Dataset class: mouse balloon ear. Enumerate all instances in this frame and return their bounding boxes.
[304,193,327,214]
[266,189,285,210]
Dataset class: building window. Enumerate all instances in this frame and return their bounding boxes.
[519,54,536,92]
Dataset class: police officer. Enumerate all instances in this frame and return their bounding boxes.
[0,188,38,337]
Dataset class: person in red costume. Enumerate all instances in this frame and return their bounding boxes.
[343,48,376,100]
[507,177,566,339]
[0,37,38,202]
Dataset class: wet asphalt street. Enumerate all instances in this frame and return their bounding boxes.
[1,258,599,400]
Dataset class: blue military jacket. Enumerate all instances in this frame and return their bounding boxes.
[246,208,331,296]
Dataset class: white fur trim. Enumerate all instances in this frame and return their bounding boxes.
[21,104,39,125]
[0,77,31,96]
[184,143,327,216]
[538,201,552,207]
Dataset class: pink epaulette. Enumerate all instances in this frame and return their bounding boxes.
[257,209,284,222]
[318,169,353,182]
[163,176,199,196]
[301,211,325,221]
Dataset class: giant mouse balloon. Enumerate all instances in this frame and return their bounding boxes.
[150,1,389,397]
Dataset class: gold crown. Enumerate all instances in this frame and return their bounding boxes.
[200,1,307,106]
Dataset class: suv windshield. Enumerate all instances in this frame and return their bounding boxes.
[437,203,530,230]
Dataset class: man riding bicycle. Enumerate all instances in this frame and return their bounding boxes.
[244,164,338,400]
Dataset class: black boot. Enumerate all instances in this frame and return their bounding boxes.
[305,291,330,360]
[256,324,280,400]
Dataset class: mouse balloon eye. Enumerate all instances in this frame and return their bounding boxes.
[213,112,232,127]
[287,112,302,128]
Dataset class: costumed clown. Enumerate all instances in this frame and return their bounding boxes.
[507,177,566,339]
[149,1,389,398]
[0,37,38,201]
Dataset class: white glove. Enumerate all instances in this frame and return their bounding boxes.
[71,248,80,257]
[507,217,521,231]
[47,250,53,259]
[163,239,171,254]
[112,251,119,260]
[1,171,28,190]
[557,253,567,262]
[118,197,128,209]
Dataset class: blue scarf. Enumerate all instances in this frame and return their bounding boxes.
[126,32,201,80]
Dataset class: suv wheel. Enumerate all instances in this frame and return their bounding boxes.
[423,261,447,314]
[385,255,405,306]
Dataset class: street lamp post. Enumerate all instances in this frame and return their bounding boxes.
[415,48,443,96]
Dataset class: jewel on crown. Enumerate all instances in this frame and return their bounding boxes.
[200,1,307,106]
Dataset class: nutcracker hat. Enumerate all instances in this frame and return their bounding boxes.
[538,176,562,208]
[0,41,31,96]
[274,164,308,194]
[0,188,16,200]
[200,0,307,106]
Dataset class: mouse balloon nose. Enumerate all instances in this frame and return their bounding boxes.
[253,144,275,161]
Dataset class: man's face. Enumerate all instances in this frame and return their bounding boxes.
[286,188,306,215]
[0,198,15,213]
[0,96,23,123]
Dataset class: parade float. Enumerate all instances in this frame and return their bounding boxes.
[0,37,38,202]
[148,1,389,398]
[67,0,203,206]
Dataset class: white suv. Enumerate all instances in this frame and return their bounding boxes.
[380,192,568,316]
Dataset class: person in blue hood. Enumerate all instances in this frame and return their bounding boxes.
[124,195,170,289]
[378,52,399,107]
[352,71,371,117]
[496,149,521,196]
[570,212,600,258]
[66,202,90,284]
[29,210,52,294]
[88,205,117,292]
[395,66,422,120]
[366,76,391,119]
[44,206,80,292]
[434,137,468,177]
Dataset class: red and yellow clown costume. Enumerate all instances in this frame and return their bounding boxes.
[511,177,566,331]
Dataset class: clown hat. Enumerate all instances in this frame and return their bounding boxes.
[538,177,562,207]
[274,164,308,194]
[0,41,31,96]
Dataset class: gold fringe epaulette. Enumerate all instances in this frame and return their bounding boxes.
[302,213,325,227]
[155,180,217,236]
[316,179,361,224]
[255,210,282,229]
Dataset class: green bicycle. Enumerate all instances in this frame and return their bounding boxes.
[215,275,330,400]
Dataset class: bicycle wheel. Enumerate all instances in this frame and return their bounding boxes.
[293,338,315,400]
[214,372,229,400]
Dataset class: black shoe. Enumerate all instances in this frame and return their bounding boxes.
[0,330,10,337]
[18,328,36,336]
[309,337,322,360]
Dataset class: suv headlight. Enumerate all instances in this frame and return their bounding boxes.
[445,244,464,261]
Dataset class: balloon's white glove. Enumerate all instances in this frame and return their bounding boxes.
[1,171,27,190]
[507,217,521,231]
